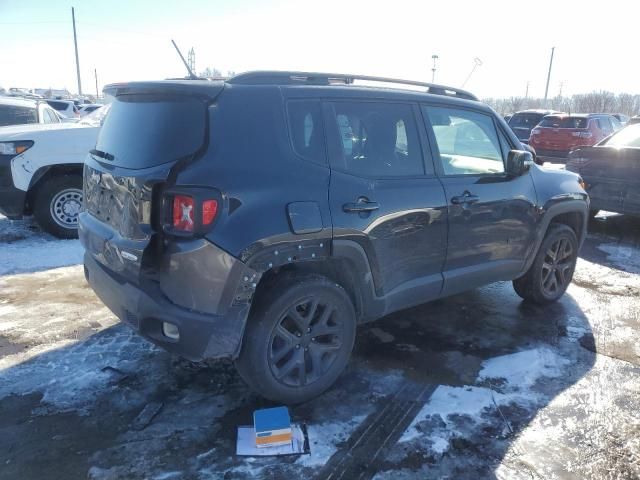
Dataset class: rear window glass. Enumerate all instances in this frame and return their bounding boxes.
[602,124,640,148]
[509,113,544,129]
[95,94,206,169]
[46,100,69,112]
[0,105,38,126]
[539,116,588,129]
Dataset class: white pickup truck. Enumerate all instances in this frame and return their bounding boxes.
[0,105,109,238]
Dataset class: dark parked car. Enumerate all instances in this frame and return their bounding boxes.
[567,123,640,217]
[507,109,563,144]
[529,113,622,162]
[80,72,588,403]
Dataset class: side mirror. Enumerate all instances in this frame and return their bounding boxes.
[506,150,534,177]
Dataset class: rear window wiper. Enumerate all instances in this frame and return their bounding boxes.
[90,149,115,161]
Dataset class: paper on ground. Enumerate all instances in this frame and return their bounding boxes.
[236,424,309,456]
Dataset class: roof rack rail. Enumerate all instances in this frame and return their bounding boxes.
[227,71,478,101]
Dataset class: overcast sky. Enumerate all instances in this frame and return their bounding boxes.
[0,0,637,99]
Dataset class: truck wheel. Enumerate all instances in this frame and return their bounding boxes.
[33,174,83,239]
[513,224,578,304]
[236,274,356,404]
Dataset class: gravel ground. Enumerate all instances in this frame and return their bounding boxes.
[0,212,639,480]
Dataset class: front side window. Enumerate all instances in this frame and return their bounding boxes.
[287,100,325,164]
[327,102,424,177]
[0,105,38,126]
[424,106,504,175]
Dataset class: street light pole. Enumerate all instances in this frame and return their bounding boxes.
[543,47,555,106]
[94,68,99,99]
[431,54,439,83]
[71,7,82,95]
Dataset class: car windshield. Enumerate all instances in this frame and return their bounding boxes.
[539,116,589,128]
[601,124,640,148]
[0,104,38,126]
[79,104,110,127]
[509,113,544,129]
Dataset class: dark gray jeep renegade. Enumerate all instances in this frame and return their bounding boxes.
[80,72,588,403]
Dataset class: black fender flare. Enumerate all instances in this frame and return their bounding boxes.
[521,198,588,275]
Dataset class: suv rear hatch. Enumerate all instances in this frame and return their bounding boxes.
[530,116,592,155]
[79,81,223,281]
[508,112,545,142]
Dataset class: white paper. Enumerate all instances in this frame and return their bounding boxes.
[236,424,307,456]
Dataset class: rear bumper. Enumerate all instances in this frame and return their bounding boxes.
[83,249,256,361]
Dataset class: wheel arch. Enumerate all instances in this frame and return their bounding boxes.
[25,164,83,214]
[521,199,588,276]
[248,239,382,324]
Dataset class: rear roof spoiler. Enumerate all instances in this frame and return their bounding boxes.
[103,80,224,100]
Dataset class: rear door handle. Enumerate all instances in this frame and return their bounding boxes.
[343,200,380,213]
[451,192,479,205]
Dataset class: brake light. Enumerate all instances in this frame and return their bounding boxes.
[202,199,218,225]
[171,195,218,233]
[173,195,195,232]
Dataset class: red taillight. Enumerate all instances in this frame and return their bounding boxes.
[171,195,218,233]
[202,199,218,225]
[173,195,195,232]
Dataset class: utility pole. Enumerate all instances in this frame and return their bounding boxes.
[525,81,530,98]
[558,81,564,97]
[188,48,196,76]
[543,46,555,106]
[71,7,82,95]
[431,54,439,83]
[94,68,99,99]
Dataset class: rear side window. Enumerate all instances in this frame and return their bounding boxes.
[0,105,38,126]
[96,94,206,169]
[287,100,326,164]
[326,102,424,178]
[540,116,588,128]
[43,108,59,123]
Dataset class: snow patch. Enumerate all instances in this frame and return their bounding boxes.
[479,347,570,389]
[597,243,640,274]
[0,215,83,275]
[399,347,572,452]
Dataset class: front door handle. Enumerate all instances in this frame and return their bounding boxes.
[343,199,380,213]
[451,192,479,205]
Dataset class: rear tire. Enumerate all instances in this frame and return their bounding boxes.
[33,174,83,239]
[236,274,356,404]
[513,224,578,304]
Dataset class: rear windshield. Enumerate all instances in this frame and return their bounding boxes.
[539,116,589,129]
[0,105,38,126]
[602,124,640,148]
[95,94,206,169]
[509,113,544,129]
[46,100,70,112]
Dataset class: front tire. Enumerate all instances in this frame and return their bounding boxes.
[513,224,578,304]
[33,174,83,239]
[236,274,356,404]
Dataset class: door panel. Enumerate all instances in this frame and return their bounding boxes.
[422,105,538,296]
[324,101,447,303]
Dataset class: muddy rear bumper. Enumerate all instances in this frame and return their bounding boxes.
[83,252,253,361]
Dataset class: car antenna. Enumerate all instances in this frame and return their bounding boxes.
[171,39,198,80]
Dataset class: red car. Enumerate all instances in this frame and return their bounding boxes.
[529,114,622,162]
